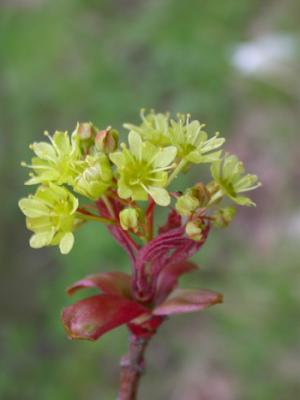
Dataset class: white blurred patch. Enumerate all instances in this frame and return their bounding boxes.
[232,34,296,76]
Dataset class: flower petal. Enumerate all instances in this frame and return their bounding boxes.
[187,150,222,164]
[117,178,132,199]
[153,146,177,168]
[109,151,126,169]
[19,198,50,217]
[53,131,71,154]
[59,232,74,254]
[31,142,57,161]
[148,186,170,206]
[29,230,55,249]
[62,294,148,340]
[67,272,132,298]
[232,195,255,207]
[128,131,143,161]
[201,136,225,153]
[153,288,223,316]
[210,159,222,181]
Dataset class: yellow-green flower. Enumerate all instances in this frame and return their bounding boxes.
[74,153,112,200]
[22,130,81,186]
[124,111,224,168]
[18,184,81,254]
[169,114,225,164]
[210,154,261,206]
[110,131,177,206]
[123,109,171,146]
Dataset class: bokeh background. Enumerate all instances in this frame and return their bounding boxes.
[1,1,299,399]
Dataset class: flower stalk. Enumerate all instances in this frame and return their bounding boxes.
[118,335,150,400]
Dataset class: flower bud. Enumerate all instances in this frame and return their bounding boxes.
[175,193,199,217]
[73,122,97,140]
[213,206,236,228]
[119,208,139,232]
[185,220,204,241]
[72,122,98,155]
[95,128,119,153]
[190,182,211,207]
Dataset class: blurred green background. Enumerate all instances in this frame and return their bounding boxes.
[1,1,299,399]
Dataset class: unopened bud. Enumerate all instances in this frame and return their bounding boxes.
[213,206,236,228]
[95,128,119,153]
[185,220,204,241]
[74,122,97,140]
[119,208,139,232]
[190,182,211,207]
[175,193,199,217]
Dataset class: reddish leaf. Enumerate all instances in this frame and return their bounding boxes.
[67,272,132,298]
[155,261,198,304]
[153,288,223,316]
[62,294,148,340]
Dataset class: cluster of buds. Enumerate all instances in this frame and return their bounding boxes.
[19,110,261,342]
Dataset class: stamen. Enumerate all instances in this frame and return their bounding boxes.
[186,113,191,126]
[190,126,201,146]
[152,163,175,173]
[140,108,152,128]
[21,163,50,170]
[44,130,60,153]
[148,177,164,182]
[140,108,146,122]
[140,183,151,195]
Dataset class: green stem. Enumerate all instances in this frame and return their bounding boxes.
[77,211,115,225]
[167,159,187,185]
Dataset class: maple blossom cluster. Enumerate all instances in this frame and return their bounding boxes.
[19,110,261,341]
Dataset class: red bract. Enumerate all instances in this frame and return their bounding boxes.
[154,261,198,304]
[62,207,223,341]
[62,294,148,340]
[67,272,132,297]
[153,288,223,316]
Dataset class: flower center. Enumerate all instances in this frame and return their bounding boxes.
[127,160,152,186]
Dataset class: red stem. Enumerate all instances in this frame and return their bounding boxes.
[117,334,150,400]
[121,229,140,252]
[77,207,115,224]
[145,197,156,241]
